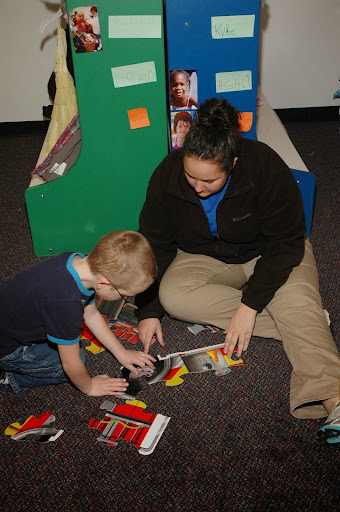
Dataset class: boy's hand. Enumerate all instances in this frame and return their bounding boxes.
[86,375,128,396]
[116,349,156,376]
[138,318,165,353]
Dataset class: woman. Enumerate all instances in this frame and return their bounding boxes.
[136,98,340,441]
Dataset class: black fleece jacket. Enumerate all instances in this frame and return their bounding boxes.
[136,138,305,321]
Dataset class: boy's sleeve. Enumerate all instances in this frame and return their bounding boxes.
[41,299,83,345]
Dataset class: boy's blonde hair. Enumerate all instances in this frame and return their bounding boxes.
[87,231,157,290]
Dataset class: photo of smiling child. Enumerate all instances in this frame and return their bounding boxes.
[170,70,198,111]
[171,111,194,149]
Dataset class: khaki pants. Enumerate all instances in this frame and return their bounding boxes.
[159,239,340,419]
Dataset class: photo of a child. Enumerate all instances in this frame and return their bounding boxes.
[170,70,198,111]
[171,111,194,149]
[69,5,102,53]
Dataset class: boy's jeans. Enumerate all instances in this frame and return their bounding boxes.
[0,342,85,393]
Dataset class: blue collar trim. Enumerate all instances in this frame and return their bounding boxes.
[66,253,93,296]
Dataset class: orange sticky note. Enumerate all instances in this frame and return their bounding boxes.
[238,111,253,132]
[127,108,150,130]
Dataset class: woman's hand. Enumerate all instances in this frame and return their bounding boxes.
[138,318,165,353]
[224,303,257,358]
[116,348,156,376]
[86,375,128,396]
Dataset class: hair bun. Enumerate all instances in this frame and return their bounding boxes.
[196,98,240,130]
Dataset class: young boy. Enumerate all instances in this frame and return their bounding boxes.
[0,231,156,396]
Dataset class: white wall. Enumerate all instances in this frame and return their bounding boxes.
[259,0,340,108]
[1,0,340,122]
[1,1,61,122]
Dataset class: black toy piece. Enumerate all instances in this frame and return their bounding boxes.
[119,357,171,399]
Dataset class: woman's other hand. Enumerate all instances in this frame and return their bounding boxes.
[224,303,257,358]
[138,318,165,353]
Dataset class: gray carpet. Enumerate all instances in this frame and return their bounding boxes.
[0,121,339,511]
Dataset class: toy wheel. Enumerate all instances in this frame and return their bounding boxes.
[147,358,172,384]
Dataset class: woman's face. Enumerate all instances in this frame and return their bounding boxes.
[170,73,189,99]
[176,120,191,135]
[183,155,229,198]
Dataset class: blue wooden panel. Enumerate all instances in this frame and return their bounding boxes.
[165,0,261,142]
[291,169,316,238]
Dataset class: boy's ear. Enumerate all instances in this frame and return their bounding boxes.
[95,276,111,290]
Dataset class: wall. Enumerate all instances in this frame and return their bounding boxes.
[1,1,61,122]
[259,0,340,108]
[1,0,340,122]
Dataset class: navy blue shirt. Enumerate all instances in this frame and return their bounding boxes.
[0,253,95,358]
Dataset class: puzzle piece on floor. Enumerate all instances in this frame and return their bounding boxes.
[88,400,170,455]
[188,323,221,335]
[119,343,244,399]
[5,413,64,442]
[81,318,140,355]
[108,320,140,344]
[98,298,138,327]
[81,323,106,354]
[96,297,126,322]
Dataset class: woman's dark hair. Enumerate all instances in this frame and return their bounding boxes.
[183,98,242,172]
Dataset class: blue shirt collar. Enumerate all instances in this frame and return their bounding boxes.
[66,253,93,297]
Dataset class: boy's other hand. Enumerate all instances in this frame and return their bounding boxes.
[138,318,165,353]
[87,375,128,396]
[117,349,156,376]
